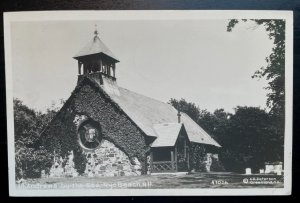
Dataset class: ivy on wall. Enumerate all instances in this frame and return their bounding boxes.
[41,77,149,174]
[189,143,207,172]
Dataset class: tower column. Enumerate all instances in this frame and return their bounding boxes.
[112,64,116,78]
[100,59,103,73]
[78,61,81,75]
[108,64,111,76]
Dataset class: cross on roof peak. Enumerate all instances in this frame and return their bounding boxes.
[94,24,99,37]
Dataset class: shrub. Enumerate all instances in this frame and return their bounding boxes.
[73,147,87,175]
[14,98,58,179]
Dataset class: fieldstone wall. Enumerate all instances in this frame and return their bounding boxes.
[85,140,141,177]
[47,140,141,178]
[146,155,151,174]
[203,153,223,172]
[48,151,79,178]
[204,153,213,172]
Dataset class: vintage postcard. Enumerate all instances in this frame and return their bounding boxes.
[4,10,293,196]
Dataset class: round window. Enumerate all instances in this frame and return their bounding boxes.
[78,120,102,150]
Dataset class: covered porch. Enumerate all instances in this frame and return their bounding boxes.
[150,147,189,173]
[149,123,190,173]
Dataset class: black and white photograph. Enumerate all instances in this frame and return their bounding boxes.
[4,11,293,196]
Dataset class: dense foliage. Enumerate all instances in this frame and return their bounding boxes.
[14,98,60,179]
[170,98,283,173]
[41,101,88,176]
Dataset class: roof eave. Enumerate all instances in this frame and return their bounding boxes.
[73,52,119,63]
[151,145,175,148]
[190,140,222,148]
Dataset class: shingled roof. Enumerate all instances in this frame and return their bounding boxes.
[151,123,183,147]
[73,35,119,62]
[103,84,221,148]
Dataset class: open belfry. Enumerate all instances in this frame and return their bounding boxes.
[41,27,221,177]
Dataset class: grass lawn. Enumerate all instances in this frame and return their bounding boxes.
[17,172,284,189]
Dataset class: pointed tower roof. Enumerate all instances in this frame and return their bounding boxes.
[73,28,119,62]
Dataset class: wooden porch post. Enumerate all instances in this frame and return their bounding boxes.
[187,147,190,171]
[171,150,174,171]
[174,147,178,171]
[150,151,153,173]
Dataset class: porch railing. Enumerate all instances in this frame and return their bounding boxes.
[152,161,176,172]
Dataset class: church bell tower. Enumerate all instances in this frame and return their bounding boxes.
[73,27,120,88]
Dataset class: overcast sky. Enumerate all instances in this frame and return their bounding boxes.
[11,20,273,113]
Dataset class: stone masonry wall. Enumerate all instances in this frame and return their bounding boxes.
[85,140,141,177]
[47,140,141,178]
[47,151,79,178]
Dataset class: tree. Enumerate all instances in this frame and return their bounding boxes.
[227,19,285,165]
[14,98,58,179]
[169,98,200,122]
[224,106,275,172]
[227,19,285,116]
[169,98,231,143]
[169,98,283,172]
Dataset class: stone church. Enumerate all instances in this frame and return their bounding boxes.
[41,29,221,178]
